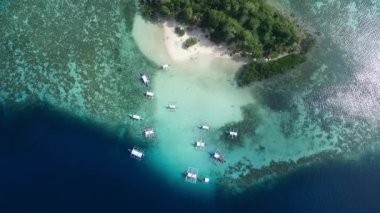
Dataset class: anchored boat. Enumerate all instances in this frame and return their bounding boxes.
[194,139,206,149]
[145,91,154,98]
[227,128,238,139]
[129,146,144,160]
[129,114,143,120]
[212,151,226,163]
[203,177,210,183]
[140,73,150,85]
[161,63,170,70]
[185,167,199,184]
[199,124,210,131]
[166,104,176,111]
[144,128,155,138]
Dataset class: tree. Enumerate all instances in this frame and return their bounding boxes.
[179,7,193,22]
[160,5,171,17]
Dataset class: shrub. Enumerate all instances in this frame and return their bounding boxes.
[174,26,185,37]
[183,37,198,48]
[236,54,306,86]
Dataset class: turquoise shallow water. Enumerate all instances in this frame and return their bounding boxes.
[0,0,379,195]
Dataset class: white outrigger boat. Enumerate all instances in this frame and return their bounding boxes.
[198,124,210,131]
[129,146,144,160]
[212,151,226,163]
[166,104,176,111]
[203,177,210,183]
[185,167,199,184]
[194,139,206,149]
[144,128,155,138]
[227,128,238,139]
[129,114,143,120]
[160,63,170,70]
[144,91,154,99]
[140,73,150,85]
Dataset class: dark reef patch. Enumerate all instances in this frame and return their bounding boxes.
[218,104,261,148]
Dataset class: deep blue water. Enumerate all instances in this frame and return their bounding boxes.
[0,106,379,212]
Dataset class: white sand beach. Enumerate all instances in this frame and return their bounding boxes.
[132,15,237,65]
[162,21,232,62]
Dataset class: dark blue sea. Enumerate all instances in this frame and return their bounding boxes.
[0,107,379,213]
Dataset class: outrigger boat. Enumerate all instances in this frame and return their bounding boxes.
[161,63,170,70]
[227,128,238,139]
[140,73,150,85]
[212,151,226,163]
[129,114,143,120]
[129,146,144,160]
[198,124,210,131]
[166,104,176,111]
[185,167,199,184]
[203,177,210,183]
[144,128,155,138]
[194,139,206,149]
[145,91,154,99]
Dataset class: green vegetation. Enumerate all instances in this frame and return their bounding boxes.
[139,0,314,85]
[236,54,306,86]
[140,0,300,57]
[183,37,198,48]
[236,34,315,86]
[300,34,315,54]
[174,26,185,37]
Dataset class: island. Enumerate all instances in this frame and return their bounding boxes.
[139,0,314,85]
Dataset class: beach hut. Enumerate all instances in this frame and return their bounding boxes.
[185,167,199,184]
[144,128,155,138]
[130,146,144,160]
[140,73,150,85]
[194,139,206,149]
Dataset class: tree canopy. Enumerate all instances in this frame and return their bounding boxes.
[139,0,314,85]
[140,0,300,58]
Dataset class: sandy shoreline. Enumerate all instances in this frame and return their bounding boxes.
[162,21,233,63]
